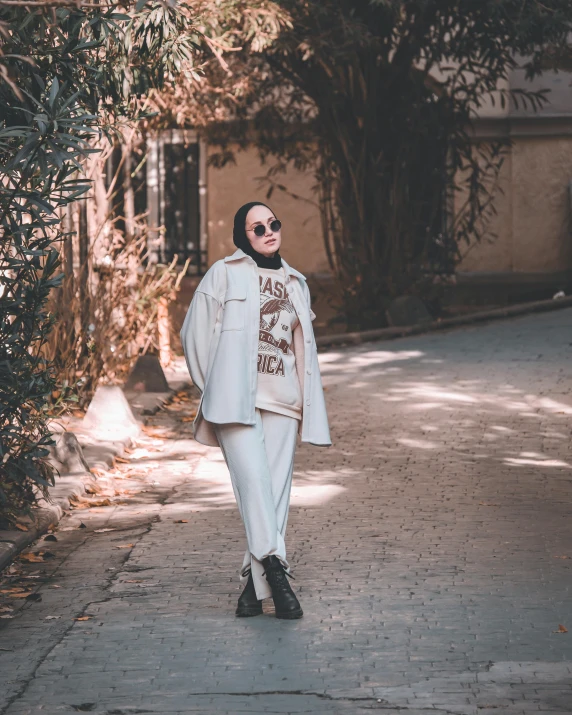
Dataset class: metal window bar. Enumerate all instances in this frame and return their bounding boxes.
[146,129,207,275]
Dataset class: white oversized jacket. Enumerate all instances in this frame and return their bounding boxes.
[180,248,332,448]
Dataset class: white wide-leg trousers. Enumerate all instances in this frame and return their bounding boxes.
[214,408,298,600]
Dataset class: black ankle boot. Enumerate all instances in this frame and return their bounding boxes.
[261,555,303,619]
[235,571,263,617]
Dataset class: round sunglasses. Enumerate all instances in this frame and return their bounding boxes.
[246,219,282,237]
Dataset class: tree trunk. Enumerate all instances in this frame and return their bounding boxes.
[157,296,171,368]
[123,146,136,243]
[309,56,452,328]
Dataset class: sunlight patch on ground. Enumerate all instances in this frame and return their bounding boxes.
[290,483,346,506]
[349,349,424,367]
[503,451,572,469]
[369,379,572,421]
[406,401,446,411]
[393,385,479,404]
[182,458,350,511]
[504,456,571,468]
[319,349,424,373]
[396,437,439,450]
[534,397,572,415]
[490,425,517,434]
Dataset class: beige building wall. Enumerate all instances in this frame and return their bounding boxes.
[206,134,572,281]
[458,136,572,274]
[511,137,572,272]
[206,146,329,274]
[203,65,572,283]
[456,149,514,273]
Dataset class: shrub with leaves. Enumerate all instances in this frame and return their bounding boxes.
[44,224,190,410]
[0,0,199,524]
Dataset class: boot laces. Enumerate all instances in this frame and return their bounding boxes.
[262,562,295,593]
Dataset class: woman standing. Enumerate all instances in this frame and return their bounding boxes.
[180,201,331,619]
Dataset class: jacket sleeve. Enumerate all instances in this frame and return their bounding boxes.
[302,279,317,322]
[180,289,220,393]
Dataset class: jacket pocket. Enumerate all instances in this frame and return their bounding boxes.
[221,288,247,331]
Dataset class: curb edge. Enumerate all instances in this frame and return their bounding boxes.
[0,387,181,574]
[315,296,572,349]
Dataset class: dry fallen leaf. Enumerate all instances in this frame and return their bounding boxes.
[114,456,130,464]
[0,587,26,594]
[141,425,169,439]
[70,497,112,509]
[174,519,188,524]
[71,498,112,509]
[15,524,29,532]
[9,592,33,599]
[554,555,570,559]
[84,485,100,495]
[174,389,191,400]
[553,624,568,633]
[92,499,112,507]
[19,553,44,563]
[114,544,134,549]
[74,616,92,621]
[180,416,196,423]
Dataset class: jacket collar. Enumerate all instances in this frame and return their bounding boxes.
[224,248,306,281]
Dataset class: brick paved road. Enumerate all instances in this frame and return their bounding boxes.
[2,308,572,715]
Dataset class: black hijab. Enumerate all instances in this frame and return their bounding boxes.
[232,201,282,269]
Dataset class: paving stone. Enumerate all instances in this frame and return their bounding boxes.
[1,309,572,714]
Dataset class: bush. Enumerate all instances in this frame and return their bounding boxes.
[0,1,198,523]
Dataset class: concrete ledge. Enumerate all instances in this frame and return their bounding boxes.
[0,504,65,574]
[316,295,572,349]
[0,472,100,572]
[0,383,182,574]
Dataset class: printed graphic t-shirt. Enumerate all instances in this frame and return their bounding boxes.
[255,267,303,420]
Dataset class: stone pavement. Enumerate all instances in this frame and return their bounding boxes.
[1,308,572,715]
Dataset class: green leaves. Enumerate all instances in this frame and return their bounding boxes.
[0,0,202,524]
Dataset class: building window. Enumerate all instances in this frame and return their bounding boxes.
[147,130,207,275]
[104,130,207,275]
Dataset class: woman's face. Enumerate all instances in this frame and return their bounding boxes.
[245,205,282,257]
